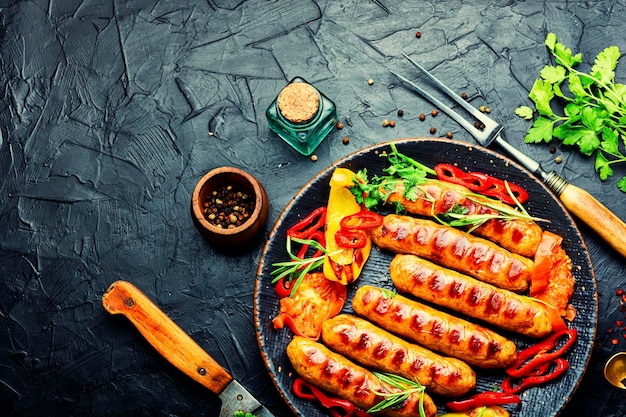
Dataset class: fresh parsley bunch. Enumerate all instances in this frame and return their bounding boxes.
[516,33,626,192]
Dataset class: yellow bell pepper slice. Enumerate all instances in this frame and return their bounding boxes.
[323,168,372,285]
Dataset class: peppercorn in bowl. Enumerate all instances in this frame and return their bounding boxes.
[191,167,269,247]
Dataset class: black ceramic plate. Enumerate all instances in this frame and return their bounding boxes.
[254,138,597,417]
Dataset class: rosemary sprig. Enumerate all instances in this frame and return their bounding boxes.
[270,237,326,297]
[435,184,549,232]
[368,372,426,416]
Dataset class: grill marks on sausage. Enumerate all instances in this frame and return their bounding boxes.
[321,314,477,397]
[383,181,542,257]
[353,285,517,369]
[373,214,533,292]
[392,254,554,338]
[287,337,439,416]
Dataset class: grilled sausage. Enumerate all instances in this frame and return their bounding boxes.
[385,180,543,257]
[352,285,517,368]
[286,336,438,417]
[390,254,557,338]
[321,314,476,397]
[371,214,533,292]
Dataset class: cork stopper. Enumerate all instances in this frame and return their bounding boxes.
[277,82,320,123]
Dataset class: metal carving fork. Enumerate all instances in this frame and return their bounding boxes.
[391,52,626,258]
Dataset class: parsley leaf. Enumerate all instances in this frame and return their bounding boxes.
[516,32,626,192]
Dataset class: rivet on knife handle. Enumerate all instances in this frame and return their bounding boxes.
[102,280,233,395]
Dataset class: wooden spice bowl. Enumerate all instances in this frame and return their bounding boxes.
[191,167,269,248]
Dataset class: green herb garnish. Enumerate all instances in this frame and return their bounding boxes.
[516,32,626,192]
[368,372,427,416]
[350,143,434,211]
[350,144,545,230]
[270,237,327,297]
[234,412,258,417]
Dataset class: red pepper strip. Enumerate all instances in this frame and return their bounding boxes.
[292,378,369,417]
[445,392,521,412]
[335,229,367,248]
[274,277,292,298]
[502,358,569,394]
[287,207,327,239]
[464,171,496,192]
[339,210,384,230]
[506,328,577,378]
[295,230,326,260]
[481,178,529,205]
[434,164,481,189]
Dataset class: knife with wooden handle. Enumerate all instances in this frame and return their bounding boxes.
[102,280,275,417]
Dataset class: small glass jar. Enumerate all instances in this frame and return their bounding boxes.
[266,77,337,156]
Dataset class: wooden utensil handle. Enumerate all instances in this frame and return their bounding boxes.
[102,280,233,394]
[560,184,626,258]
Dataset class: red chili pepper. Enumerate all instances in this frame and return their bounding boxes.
[434,164,480,189]
[335,229,367,248]
[445,392,521,412]
[295,230,326,260]
[506,328,577,378]
[339,210,384,230]
[434,163,529,204]
[481,178,529,205]
[287,207,327,239]
[292,378,369,417]
[502,358,569,394]
[274,277,292,299]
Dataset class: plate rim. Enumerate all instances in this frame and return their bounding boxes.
[254,137,598,417]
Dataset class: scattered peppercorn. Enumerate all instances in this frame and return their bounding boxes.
[431,109,438,117]
[382,119,389,127]
[474,121,486,130]
[555,155,563,164]
[446,132,453,139]
[415,31,422,38]
[342,136,350,145]
[367,78,374,85]
[337,122,344,130]
[429,127,437,134]
[310,154,318,162]
[550,146,557,154]
[389,120,396,128]
[419,113,426,121]
[203,184,255,229]
[397,109,404,117]
[479,105,487,112]
[461,92,468,100]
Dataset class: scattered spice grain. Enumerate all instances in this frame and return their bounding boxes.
[419,113,426,121]
[367,78,374,85]
[342,136,350,145]
[555,155,563,164]
[431,109,439,117]
[461,92,468,100]
[310,154,318,162]
[397,109,404,117]
[382,119,390,127]
[446,132,453,138]
[429,127,437,134]
[337,122,344,130]
[389,120,396,128]
[415,31,422,38]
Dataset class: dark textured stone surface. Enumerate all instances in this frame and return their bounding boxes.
[1,1,625,416]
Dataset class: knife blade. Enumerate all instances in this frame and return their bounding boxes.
[102,280,275,417]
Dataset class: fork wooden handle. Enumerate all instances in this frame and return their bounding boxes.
[560,184,626,258]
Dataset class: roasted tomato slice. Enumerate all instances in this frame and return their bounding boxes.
[272,272,347,340]
[531,231,575,321]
